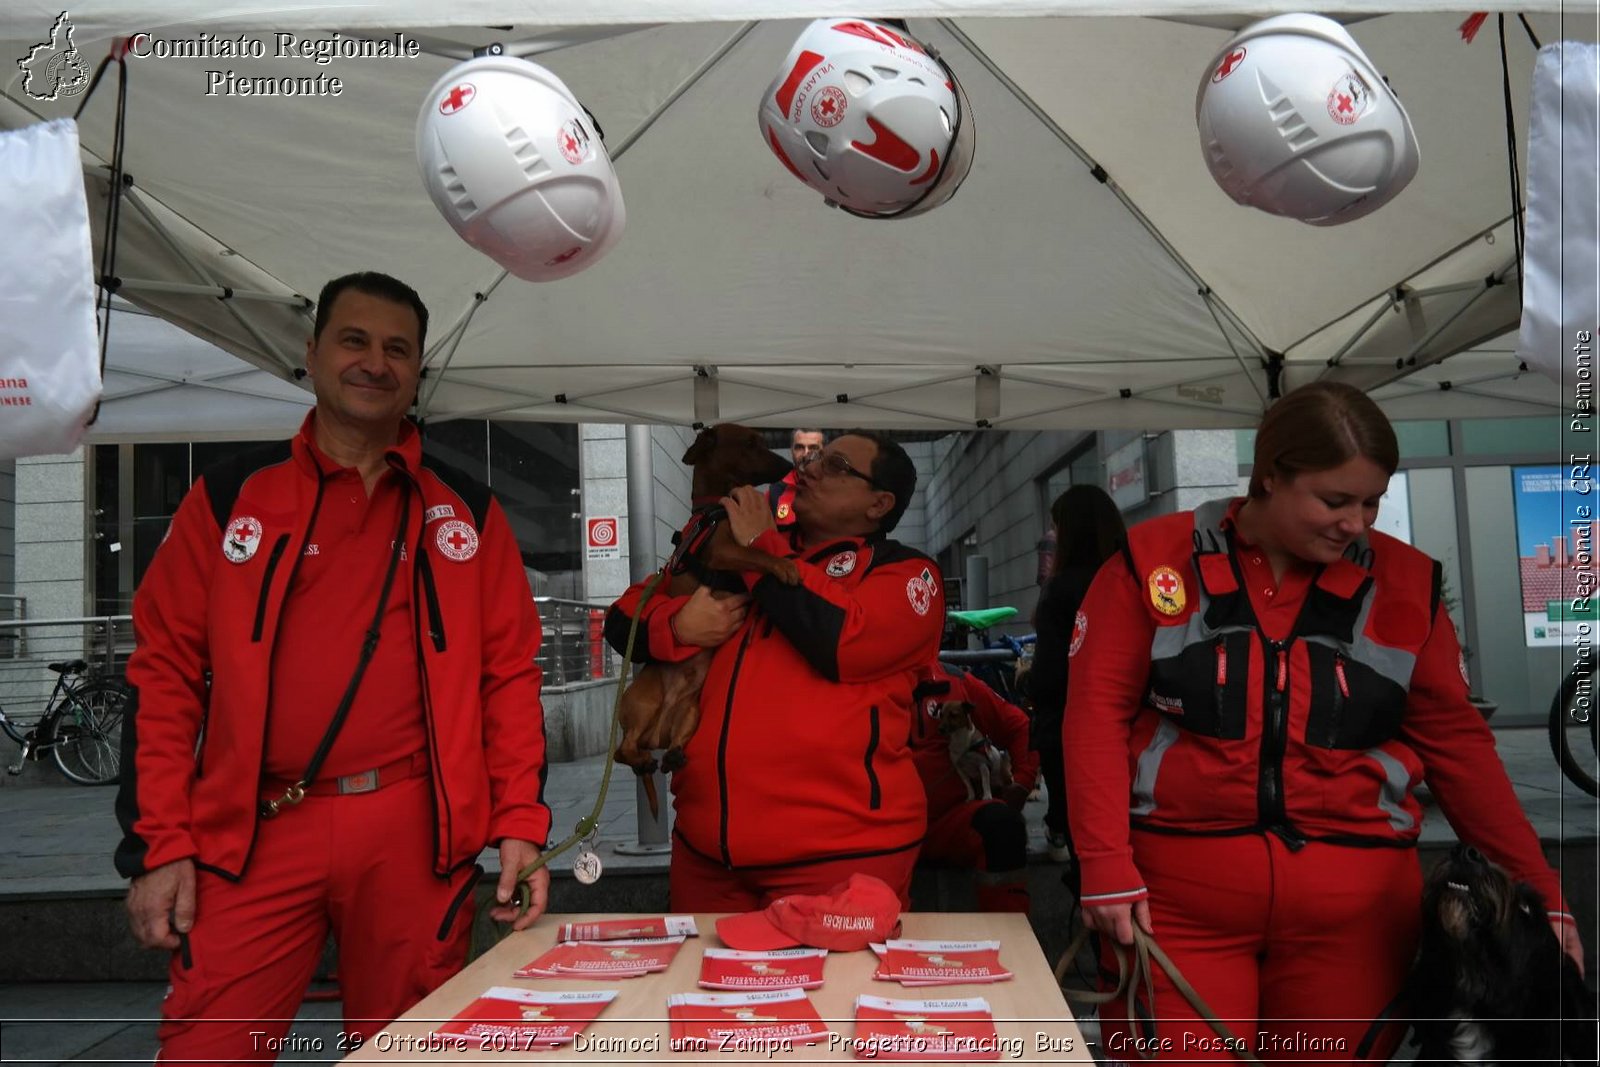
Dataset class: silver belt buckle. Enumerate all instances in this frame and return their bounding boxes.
[336,768,380,795]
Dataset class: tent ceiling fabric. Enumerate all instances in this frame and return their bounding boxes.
[2,4,1588,432]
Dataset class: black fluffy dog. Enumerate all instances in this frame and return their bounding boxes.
[1404,844,1595,1065]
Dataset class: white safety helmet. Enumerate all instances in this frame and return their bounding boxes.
[1195,13,1419,226]
[758,18,975,219]
[417,56,625,281]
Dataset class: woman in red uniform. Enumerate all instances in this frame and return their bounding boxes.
[1065,382,1582,1062]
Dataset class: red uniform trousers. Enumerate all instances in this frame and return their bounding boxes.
[921,799,1031,913]
[669,838,919,912]
[1097,830,1420,1066]
[157,774,477,1064]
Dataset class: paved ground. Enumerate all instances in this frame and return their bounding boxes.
[1,728,1594,1065]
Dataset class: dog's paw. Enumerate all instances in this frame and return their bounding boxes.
[661,747,688,773]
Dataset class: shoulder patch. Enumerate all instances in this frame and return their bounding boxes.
[1148,566,1186,616]
[1069,610,1087,657]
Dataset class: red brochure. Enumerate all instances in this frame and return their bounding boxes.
[849,994,1003,1060]
[697,947,828,990]
[514,936,685,979]
[667,988,833,1054]
[558,915,699,942]
[433,987,616,1050]
[872,939,1013,986]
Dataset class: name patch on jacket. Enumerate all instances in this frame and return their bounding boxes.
[222,516,263,563]
[424,504,455,524]
[436,519,479,561]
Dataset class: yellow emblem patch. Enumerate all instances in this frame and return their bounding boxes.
[776,503,791,520]
[1147,565,1186,616]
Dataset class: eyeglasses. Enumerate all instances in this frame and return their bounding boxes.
[802,450,890,491]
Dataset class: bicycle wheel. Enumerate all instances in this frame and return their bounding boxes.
[1548,662,1600,797]
[51,679,130,786]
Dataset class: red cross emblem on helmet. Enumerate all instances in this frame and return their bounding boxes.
[1212,47,1247,83]
[439,83,475,115]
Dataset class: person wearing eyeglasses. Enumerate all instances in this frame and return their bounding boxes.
[766,428,825,533]
[606,430,943,911]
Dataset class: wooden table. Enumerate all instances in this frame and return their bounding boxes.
[345,912,1088,1062]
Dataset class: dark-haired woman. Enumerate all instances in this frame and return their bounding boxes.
[1031,484,1126,865]
[1066,381,1582,1061]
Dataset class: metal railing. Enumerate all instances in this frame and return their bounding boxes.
[0,597,618,708]
[534,597,621,688]
[0,594,27,658]
[0,615,132,716]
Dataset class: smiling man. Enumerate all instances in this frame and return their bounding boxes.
[607,429,943,911]
[116,272,552,1061]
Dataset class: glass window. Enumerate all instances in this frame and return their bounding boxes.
[487,422,581,587]
[1393,420,1450,459]
[1459,416,1562,457]
[421,419,489,485]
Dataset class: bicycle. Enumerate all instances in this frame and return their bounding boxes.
[940,606,1036,706]
[1548,658,1599,797]
[1,659,132,785]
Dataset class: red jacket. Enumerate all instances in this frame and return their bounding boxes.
[1066,497,1570,923]
[910,662,1038,817]
[115,415,551,880]
[607,528,943,868]
[766,471,800,532]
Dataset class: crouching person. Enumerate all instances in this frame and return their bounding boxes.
[912,660,1038,913]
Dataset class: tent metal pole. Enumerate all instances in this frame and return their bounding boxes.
[1398,279,1502,368]
[108,278,312,307]
[419,275,508,415]
[936,18,1271,367]
[403,25,665,62]
[1198,289,1268,405]
[608,22,757,159]
[118,187,303,375]
[1320,293,1398,372]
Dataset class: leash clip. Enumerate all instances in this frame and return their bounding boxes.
[259,781,307,819]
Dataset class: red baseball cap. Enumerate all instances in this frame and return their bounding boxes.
[715,874,903,952]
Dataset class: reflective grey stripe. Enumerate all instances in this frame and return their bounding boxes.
[1303,632,1417,691]
[1300,572,1417,690]
[1365,748,1415,832]
[1131,717,1181,816]
[1149,498,1253,662]
[1191,498,1231,552]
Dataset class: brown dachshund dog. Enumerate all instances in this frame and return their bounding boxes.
[615,424,800,816]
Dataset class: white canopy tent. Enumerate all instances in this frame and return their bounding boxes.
[1,3,1583,432]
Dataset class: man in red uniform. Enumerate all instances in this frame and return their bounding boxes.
[116,272,552,1061]
[911,661,1038,912]
[766,428,824,533]
[607,430,941,910]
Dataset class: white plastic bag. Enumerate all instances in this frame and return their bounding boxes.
[0,118,101,458]
[1517,42,1599,385]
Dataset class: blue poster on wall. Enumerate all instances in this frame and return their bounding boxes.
[1512,465,1597,647]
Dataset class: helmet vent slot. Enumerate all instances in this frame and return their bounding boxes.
[873,66,899,80]
[504,126,552,180]
[438,163,478,215]
[843,70,873,95]
[804,131,831,157]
